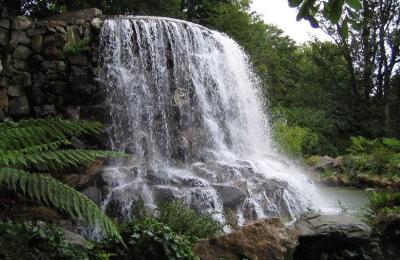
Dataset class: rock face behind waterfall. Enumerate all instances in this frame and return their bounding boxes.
[99,17,315,225]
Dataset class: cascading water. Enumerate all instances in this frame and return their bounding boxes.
[99,17,316,225]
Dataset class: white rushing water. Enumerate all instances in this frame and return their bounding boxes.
[99,17,318,225]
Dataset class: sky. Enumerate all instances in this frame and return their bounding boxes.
[250,0,331,43]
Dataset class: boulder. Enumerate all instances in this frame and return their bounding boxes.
[293,214,383,260]
[10,31,30,47]
[376,213,400,259]
[0,19,9,29]
[0,88,8,108]
[7,85,25,97]
[12,16,32,30]
[13,45,32,60]
[194,218,296,260]
[0,28,9,46]
[90,18,103,29]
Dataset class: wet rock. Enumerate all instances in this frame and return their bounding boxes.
[67,54,88,66]
[194,218,296,260]
[13,45,32,60]
[293,214,383,260]
[213,184,246,208]
[90,18,103,29]
[82,186,102,205]
[12,16,32,30]
[152,185,182,204]
[8,96,29,116]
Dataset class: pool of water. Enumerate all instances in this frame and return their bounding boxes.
[314,186,372,216]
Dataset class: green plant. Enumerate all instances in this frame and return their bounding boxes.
[363,192,400,226]
[0,221,95,259]
[101,218,197,260]
[273,120,319,157]
[64,37,91,55]
[156,200,223,240]
[0,118,123,240]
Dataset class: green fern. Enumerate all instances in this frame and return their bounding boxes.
[0,119,124,241]
[0,167,121,240]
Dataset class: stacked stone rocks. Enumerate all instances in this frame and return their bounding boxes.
[0,6,104,122]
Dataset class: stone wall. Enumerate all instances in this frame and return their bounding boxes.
[0,6,106,122]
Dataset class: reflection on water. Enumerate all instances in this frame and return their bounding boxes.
[314,186,371,216]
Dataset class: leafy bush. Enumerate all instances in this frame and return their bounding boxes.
[156,200,223,240]
[101,218,197,260]
[64,37,91,55]
[0,221,94,260]
[364,192,400,226]
[273,120,319,157]
[342,136,400,176]
[0,119,124,240]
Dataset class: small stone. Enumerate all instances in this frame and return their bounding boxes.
[8,96,30,116]
[0,28,9,46]
[12,59,27,71]
[43,46,60,59]
[31,35,43,53]
[0,109,4,121]
[7,85,25,97]
[10,30,31,47]
[49,21,66,27]
[12,16,32,30]
[0,19,10,29]
[13,45,32,60]
[90,18,103,29]
[55,26,66,33]
[13,58,28,70]
[0,88,8,108]
[67,54,88,66]
[0,77,8,87]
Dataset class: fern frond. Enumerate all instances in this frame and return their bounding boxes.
[0,119,104,150]
[0,167,121,240]
[0,149,125,170]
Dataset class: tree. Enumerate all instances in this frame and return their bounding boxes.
[0,118,123,240]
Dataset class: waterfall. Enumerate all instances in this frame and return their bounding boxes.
[99,17,316,225]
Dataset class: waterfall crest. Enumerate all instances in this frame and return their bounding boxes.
[99,17,315,224]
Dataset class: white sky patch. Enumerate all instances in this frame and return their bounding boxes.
[250,0,331,43]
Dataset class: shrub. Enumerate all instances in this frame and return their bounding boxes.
[364,192,400,226]
[101,218,197,260]
[156,200,223,240]
[273,120,319,157]
[0,221,94,260]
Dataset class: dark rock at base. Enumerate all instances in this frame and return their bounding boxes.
[8,96,30,116]
[293,214,384,260]
[194,218,296,260]
[376,213,400,259]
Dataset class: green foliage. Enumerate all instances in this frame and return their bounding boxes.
[343,137,400,176]
[364,192,400,226]
[0,168,121,240]
[101,218,197,260]
[63,38,91,55]
[0,221,94,260]
[156,200,223,240]
[0,119,123,241]
[273,120,319,157]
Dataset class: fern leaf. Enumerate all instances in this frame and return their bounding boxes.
[0,167,121,240]
[0,119,104,150]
